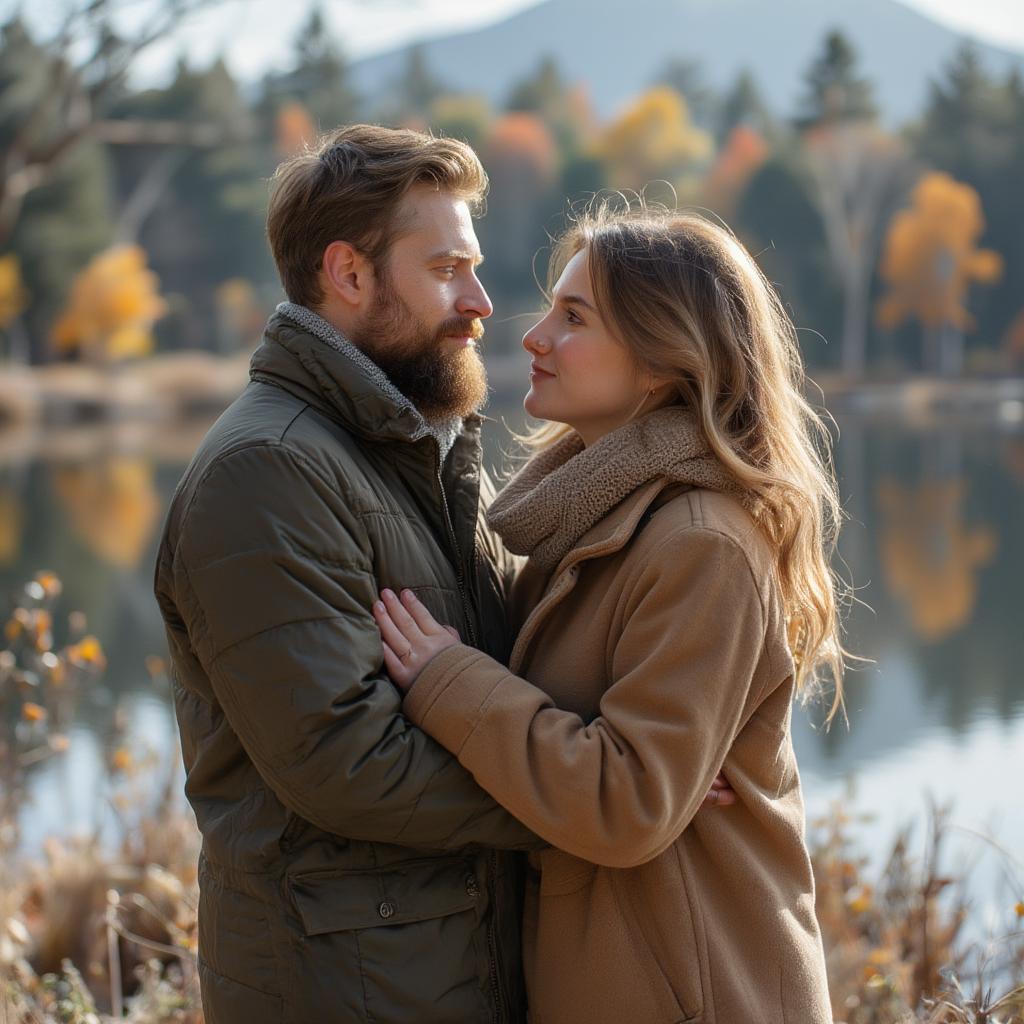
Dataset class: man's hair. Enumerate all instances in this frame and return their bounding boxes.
[267,124,488,309]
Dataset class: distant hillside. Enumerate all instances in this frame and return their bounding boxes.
[350,0,1024,125]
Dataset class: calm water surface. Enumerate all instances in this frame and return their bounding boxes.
[3,392,1022,927]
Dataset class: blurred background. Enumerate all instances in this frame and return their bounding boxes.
[1,0,1023,1019]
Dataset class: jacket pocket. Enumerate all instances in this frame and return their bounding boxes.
[286,858,491,1024]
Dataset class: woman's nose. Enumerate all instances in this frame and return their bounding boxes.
[522,324,551,354]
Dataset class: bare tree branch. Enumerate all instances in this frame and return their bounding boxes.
[0,0,224,247]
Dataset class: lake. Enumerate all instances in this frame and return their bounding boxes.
[3,381,1022,934]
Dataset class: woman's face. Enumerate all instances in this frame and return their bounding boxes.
[522,248,651,446]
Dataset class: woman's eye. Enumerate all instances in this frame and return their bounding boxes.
[566,308,582,324]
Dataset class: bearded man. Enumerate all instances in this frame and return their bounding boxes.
[153,125,541,1024]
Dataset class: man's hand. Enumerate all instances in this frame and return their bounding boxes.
[373,589,460,692]
[704,772,736,808]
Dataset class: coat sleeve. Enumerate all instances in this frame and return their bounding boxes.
[172,443,541,851]
[403,526,774,868]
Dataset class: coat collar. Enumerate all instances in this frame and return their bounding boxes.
[487,406,741,572]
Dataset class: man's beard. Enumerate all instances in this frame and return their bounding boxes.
[350,274,488,420]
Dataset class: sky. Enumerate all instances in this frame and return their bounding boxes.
[8,0,1024,86]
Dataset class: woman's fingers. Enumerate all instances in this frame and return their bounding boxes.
[373,598,415,653]
[381,640,405,682]
[443,625,461,641]
[379,589,423,640]
[400,589,447,635]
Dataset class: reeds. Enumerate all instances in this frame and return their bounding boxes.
[0,573,1021,1022]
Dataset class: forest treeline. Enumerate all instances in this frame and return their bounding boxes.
[1,7,1023,378]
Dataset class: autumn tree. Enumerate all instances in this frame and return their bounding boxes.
[477,114,559,321]
[703,125,769,218]
[52,245,166,362]
[914,45,1024,355]
[275,102,317,157]
[876,172,1003,376]
[0,255,27,331]
[110,59,270,348]
[596,87,712,193]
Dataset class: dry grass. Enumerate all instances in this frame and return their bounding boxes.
[0,573,1021,1022]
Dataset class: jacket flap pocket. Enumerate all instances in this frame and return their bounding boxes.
[288,859,479,936]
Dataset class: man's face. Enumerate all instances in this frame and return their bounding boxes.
[350,185,493,420]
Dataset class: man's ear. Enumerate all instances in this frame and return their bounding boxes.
[322,241,371,309]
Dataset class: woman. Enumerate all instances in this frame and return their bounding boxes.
[373,204,842,1024]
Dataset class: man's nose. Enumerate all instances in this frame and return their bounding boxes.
[457,277,493,320]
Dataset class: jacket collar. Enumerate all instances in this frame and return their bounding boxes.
[250,304,472,452]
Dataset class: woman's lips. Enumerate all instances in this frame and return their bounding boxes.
[530,362,555,381]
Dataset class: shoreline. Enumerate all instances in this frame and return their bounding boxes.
[0,353,1022,440]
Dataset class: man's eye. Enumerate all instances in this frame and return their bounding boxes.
[438,265,457,275]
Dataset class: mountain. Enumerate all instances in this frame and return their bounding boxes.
[349,0,1024,125]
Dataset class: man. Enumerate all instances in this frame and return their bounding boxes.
[155,125,540,1023]
[155,123,732,1024]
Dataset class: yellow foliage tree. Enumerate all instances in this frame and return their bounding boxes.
[876,172,1002,372]
[52,245,167,362]
[0,254,28,329]
[596,86,712,191]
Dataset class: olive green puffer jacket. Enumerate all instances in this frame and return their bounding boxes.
[154,310,539,1023]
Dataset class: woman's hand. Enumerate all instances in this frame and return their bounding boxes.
[373,589,460,692]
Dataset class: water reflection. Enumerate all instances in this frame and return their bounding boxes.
[0,405,1021,862]
[52,457,161,570]
[877,478,996,642]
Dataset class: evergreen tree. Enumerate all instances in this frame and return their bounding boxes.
[652,57,718,130]
[261,7,359,131]
[393,44,445,122]
[795,30,877,128]
[506,55,565,116]
[717,70,773,144]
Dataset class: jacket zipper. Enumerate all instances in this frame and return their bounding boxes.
[486,849,503,1023]
[435,468,479,649]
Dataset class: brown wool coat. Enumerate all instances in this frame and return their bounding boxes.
[404,413,833,1024]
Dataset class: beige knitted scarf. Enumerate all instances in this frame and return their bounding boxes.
[487,406,745,571]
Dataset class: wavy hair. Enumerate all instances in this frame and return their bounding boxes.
[526,199,847,721]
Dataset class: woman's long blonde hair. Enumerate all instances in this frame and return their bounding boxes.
[526,199,847,721]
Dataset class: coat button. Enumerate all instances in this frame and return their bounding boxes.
[465,873,480,898]
[378,899,397,920]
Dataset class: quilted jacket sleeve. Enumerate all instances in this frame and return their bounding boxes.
[172,443,540,851]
